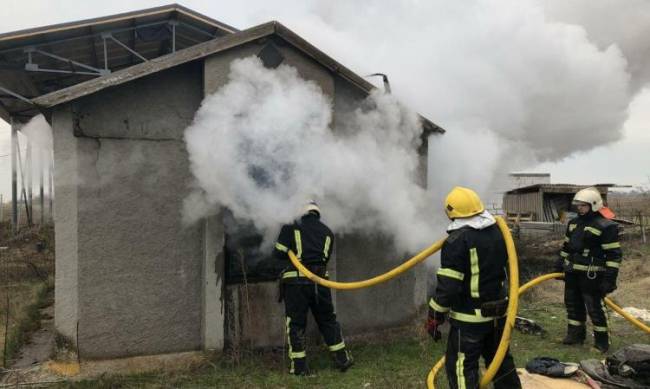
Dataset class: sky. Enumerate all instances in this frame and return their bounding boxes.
[1,0,649,202]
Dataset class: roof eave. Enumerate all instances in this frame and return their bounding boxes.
[32,20,445,134]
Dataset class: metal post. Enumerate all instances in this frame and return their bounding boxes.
[0,194,3,222]
[2,247,9,368]
[10,118,17,234]
[49,151,53,222]
[16,137,32,227]
[39,149,44,227]
[172,22,176,52]
[103,36,108,71]
[26,140,33,221]
[641,211,647,244]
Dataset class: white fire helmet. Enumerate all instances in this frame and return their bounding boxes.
[572,187,603,212]
[303,200,321,216]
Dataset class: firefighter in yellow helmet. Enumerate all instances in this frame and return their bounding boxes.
[554,187,622,352]
[427,187,521,389]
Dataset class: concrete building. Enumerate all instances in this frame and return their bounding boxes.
[6,8,445,359]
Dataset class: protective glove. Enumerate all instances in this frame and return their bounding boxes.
[553,258,566,274]
[600,273,617,294]
[425,317,442,341]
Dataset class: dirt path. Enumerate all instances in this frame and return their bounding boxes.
[10,305,55,369]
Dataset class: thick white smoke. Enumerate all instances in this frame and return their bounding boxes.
[19,114,54,191]
[184,57,436,252]
[223,0,634,200]
[541,0,650,93]
[20,114,53,152]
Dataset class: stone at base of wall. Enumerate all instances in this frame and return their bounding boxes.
[47,351,207,380]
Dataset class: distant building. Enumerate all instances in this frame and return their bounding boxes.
[503,184,612,223]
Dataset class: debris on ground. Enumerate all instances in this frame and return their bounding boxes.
[516,316,547,336]
[615,307,650,322]
[526,357,579,378]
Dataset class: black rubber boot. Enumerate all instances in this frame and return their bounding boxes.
[334,349,354,372]
[594,332,609,353]
[292,357,311,376]
[562,325,586,345]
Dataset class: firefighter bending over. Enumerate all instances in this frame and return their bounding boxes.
[273,200,353,376]
[427,187,522,389]
[554,187,622,353]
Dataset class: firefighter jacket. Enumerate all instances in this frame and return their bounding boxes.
[273,213,334,283]
[428,222,509,328]
[559,212,622,278]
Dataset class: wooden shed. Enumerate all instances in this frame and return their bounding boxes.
[503,184,613,223]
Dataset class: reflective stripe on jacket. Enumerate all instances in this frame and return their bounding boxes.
[429,223,508,327]
[561,213,622,274]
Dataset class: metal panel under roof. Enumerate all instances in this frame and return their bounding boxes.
[0,4,238,123]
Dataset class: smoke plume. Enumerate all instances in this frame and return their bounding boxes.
[225,0,635,199]
[184,57,437,252]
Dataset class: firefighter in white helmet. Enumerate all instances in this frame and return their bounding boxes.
[554,187,622,352]
[273,200,353,375]
[427,187,521,389]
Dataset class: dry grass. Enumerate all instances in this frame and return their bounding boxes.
[0,222,55,368]
[46,236,650,389]
[609,191,650,215]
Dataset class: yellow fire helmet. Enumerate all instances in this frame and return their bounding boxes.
[444,186,485,219]
[572,187,603,212]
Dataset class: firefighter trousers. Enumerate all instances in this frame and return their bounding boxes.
[564,272,609,338]
[445,320,522,389]
[284,283,347,371]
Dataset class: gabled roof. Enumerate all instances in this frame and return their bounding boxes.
[32,21,444,134]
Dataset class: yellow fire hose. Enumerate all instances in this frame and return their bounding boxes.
[287,238,445,289]
[519,273,650,334]
[286,217,650,388]
[427,272,650,388]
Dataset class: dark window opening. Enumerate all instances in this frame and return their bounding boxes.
[257,42,284,69]
[223,210,286,284]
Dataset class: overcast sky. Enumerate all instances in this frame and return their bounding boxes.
[1,0,649,200]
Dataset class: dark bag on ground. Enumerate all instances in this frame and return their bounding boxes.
[526,357,579,378]
[606,343,650,384]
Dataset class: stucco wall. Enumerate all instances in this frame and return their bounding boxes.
[52,107,79,341]
[54,63,207,358]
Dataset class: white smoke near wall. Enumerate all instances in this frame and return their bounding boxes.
[184,57,437,252]
[19,114,54,189]
[226,0,634,200]
[20,114,53,152]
